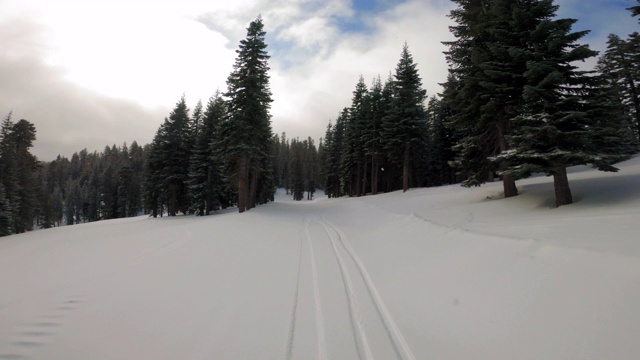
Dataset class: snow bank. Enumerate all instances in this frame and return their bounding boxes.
[1,156,639,359]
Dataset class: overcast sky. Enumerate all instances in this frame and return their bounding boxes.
[1,0,638,161]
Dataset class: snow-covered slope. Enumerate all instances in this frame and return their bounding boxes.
[1,156,639,359]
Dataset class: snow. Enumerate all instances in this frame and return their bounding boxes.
[1,156,640,359]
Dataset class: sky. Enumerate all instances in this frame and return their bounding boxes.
[0,0,638,161]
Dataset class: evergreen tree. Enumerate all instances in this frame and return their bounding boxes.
[0,182,11,236]
[341,76,369,196]
[443,0,526,197]
[323,109,348,198]
[188,92,226,215]
[426,96,456,186]
[496,10,632,207]
[365,76,385,195]
[162,97,192,216]
[288,138,305,201]
[381,43,428,192]
[144,123,168,218]
[0,112,18,234]
[597,33,640,142]
[222,16,274,213]
[11,119,38,233]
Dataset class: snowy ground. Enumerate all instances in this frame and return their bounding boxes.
[1,157,640,359]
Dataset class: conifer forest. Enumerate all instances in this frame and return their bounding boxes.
[2,1,640,236]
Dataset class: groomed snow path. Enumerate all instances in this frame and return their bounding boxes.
[2,156,640,359]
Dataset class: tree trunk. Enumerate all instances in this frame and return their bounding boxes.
[497,124,518,198]
[552,165,573,207]
[248,160,258,209]
[238,155,248,213]
[403,142,410,192]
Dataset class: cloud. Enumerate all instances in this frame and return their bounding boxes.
[1,0,637,162]
[265,0,456,141]
[0,18,166,160]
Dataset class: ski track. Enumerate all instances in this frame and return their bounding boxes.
[321,216,416,360]
[285,218,305,360]
[320,220,369,360]
[303,218,328,360]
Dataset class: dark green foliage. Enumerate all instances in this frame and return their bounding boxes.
[0,113,18,234]
[425,96,457,186]
[143,97,193,217]
[0,182,11,236]
[188,93,226,215]
[340,76,369,197]
[7,119,38,233]
[222,16,274,212]
[597,33,640,143]
[323,110,347,198]
[381,44,428,193]
[443,0,535,196]
[495,10,633,206]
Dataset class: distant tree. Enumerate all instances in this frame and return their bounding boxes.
[188,92,226,215]
[10,119,38,233]
[425,96,456,186]
[339,76,369,196]
[322,109,348,198]
[365,76,386,195]
[144,122,168,218]
[381,43,428,192]
[222,16,274,212]
[0,182,11,236]
[0,112,18,233]
[288,138,305,201]
[597,33,640,142]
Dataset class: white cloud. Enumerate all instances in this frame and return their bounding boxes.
[1,0,637,159]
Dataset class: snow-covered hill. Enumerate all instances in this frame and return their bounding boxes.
[1,156,640,359]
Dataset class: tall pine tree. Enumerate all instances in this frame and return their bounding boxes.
[381,43,427,193]
[222,16,274,213]
[496,5,632,207]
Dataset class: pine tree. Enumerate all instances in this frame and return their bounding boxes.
[188,92,226,215]
[426,96,456,186]
[381,43,428,192]
[322,108,349,198]
[378,74,397,192]
[341,76,369,196]
[288,138,305,201]
[365,76,386,195]
[144,123,168,218]
[222,16,274,213]
[597,33,640,142]
[11,119,38,233]
[0,182,11,236]
[443,0,526,197]
[496,11,632,207]
[0,112,18,234]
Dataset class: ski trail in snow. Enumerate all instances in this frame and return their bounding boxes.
[322,217,417,360]
[285,217,305,360]
[320,221,370,360]
[303,218,328,360]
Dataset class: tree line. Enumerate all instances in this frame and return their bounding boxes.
[2,1,640,236]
